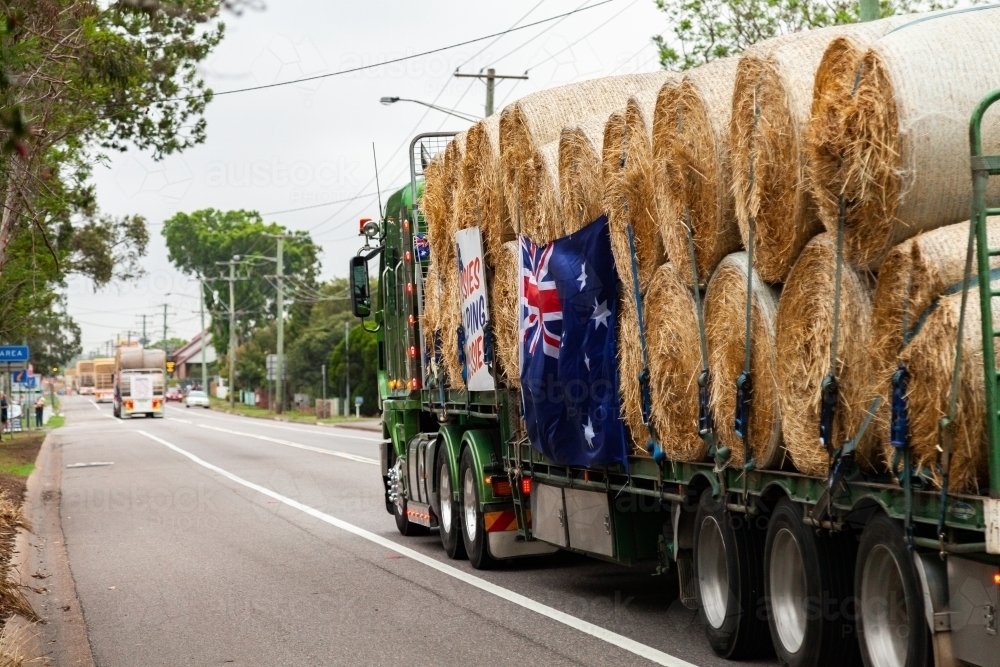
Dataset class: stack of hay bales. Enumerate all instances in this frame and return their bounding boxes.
[809,8,1000,269]
[523,141,563,243]
[440,133,468,386]
[559,111,616,232]
[462,116,509,262]
[422,157,449,381]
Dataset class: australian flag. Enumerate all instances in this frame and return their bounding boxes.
[519,214,627,468]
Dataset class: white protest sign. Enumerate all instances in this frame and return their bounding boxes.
[455,227,495,391]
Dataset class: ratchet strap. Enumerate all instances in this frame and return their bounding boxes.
[685,208,720,465]
[812,396,882,521]
[819,197,846,454]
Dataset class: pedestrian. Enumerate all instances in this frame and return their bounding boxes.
[0,393,7,440]
[34,395,44,428]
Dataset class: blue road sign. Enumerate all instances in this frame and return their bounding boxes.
[11,370,26,383]
[0,346,29,362]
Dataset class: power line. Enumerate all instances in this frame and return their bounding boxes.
[488,0,596,67]
[171,1,619,103]
[456,0,548,70]
[525,0,642,73]
[261,188,402,216]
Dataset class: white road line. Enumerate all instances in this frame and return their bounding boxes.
[163,406,384,442]
[166,417,192,424]
[135,430,692,667]
[89,400,101,411]
[195,423,378,465]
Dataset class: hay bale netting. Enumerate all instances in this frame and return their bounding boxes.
[605,89,669,296]
[812,8,1000,269]
[463,115,511,263]
[491,240,521,388]
[500,73,676,227]
[705,252,783,469]
[775,233,877,476]
[871,218,1000,440]
[645,263,705,461]
[900,279,1000,493]
[560,111,615,233]
[656,57,740,288]
[731,24,877,283]
[519,141,563,243]
[805,13,928,239]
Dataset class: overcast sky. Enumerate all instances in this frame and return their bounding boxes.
[67,0,671,354]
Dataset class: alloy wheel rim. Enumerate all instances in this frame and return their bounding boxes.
[770,527,808,654]
[463,467,477,542]
[697,516,729,629]
[861,545,909,667]
[440,463,452,532]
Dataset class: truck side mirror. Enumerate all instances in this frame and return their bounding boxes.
[349,255,371,318]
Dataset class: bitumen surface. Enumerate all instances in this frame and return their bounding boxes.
[47,395,776,667]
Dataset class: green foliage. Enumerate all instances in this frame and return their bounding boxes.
[232,322,275,391]
[328,323,379,417]
[284,280,354,398]
[147,337,188,355]
[161,208,320,355]
[652,0,955,70]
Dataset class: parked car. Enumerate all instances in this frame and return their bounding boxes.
[185,390,210,409]
[165,388,183,402]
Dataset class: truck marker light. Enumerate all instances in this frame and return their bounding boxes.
[521,478,531,495]
[409,378,419,390]
[490,477,513,497]
[406,282,414,294]
[404,251,411,262]
[409,346,417,358]
[402,219,409,231]
[408,315,416,326]
[359,218,371,234]
[994,572,1000,585]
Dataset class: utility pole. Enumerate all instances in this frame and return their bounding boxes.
[454,68,528,116]
[321,364,326,402]
[139,314,149,347]
[162,303,168,355]
[216,257,245,408]
[275,237,285,414]
[199,276,208,393]
[345,322,350,416]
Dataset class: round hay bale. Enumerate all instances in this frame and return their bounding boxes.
[560,111,615,233]
[446,131,468,229]
[462,115,511,263]
[422,158,449,267]
[604,89,665,294]
[805,15,923,247]
[422,260,443,378]
[500,73,677,234]
[518,141,563,243]
[645,263,705,461]
[705,252,783,469]
[441,261,463,388]
[870,217,1000,445]
[775,233,877,477]
[440,134,468,387]
[899,279,1000,493]
[491,240,521,388]
[616,289,646,454]
[656,57,740,288]
[813,9,1000,269]
[731,24,879,284]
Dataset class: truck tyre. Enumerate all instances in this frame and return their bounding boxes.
[394,495,429,537]
[764,497,860,667]
[855,513,929,667]
[437,450,466,560]
[459,447,496,570]
[693,488,771,659]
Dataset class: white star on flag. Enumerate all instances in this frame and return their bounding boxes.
[583,416,596,449]
[584,353,590,371]
[577,263,587,291]
[591,299,611,328]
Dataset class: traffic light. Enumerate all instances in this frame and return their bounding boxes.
[166,361,175,374]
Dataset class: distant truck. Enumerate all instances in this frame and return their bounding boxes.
[75,360,95,395]
[113,348,166,419]
[93,358,115,403]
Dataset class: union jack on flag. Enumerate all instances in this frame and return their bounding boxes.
[519,237,563,359]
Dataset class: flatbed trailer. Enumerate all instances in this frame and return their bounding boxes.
[350,95,1000,667]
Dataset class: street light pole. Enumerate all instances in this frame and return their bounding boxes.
[378,97,480,123]
[275,237,285,414]
[345,321,350,417]
[199,276,208,392]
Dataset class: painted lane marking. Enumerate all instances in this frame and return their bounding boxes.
[194,423,378,466]
[135,430,696,667]
[162,406,383,442]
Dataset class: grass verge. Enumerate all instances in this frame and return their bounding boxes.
[207,397,379,426]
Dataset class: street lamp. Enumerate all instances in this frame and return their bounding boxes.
[379,96,480,123]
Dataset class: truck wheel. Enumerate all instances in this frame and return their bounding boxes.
[459,447,496,570]
[764,497,860,667]
[856,513,929,667]
[437,450,466,560]
[693,488,771,659]
[394,494,429,537]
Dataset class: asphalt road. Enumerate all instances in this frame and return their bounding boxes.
[50,395,773,667]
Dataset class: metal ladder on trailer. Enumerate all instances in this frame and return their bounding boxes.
[969,89,1000,496]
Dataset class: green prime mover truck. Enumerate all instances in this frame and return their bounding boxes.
[348,96,1000,667]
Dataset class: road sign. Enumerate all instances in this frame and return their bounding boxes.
[265,354,288,381]
[0,346,29,363]
[355,396,364,406]
[11,370,26,383]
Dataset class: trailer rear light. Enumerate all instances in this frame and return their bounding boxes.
[406,282,414,295]
[521,478,532,495]
[489,477,512,497]
[404,251,411,262]
[994,572,1000,586]
[125,400,133,410]
[409,346,417,358]
[152,399,161,408]
[409,378,420,390]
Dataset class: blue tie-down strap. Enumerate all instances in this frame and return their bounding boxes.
[819,372,839,453]
[890,365,909,449]
[457,324,467,385]
[483,322,494,366]
[697,369,714,438]
[638,367,653,426]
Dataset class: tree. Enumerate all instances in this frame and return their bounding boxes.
[652,0,954,70]
[328,324,379,417]
[161,208,320,356]
[148,337,188,356]
[285,280,354,398]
